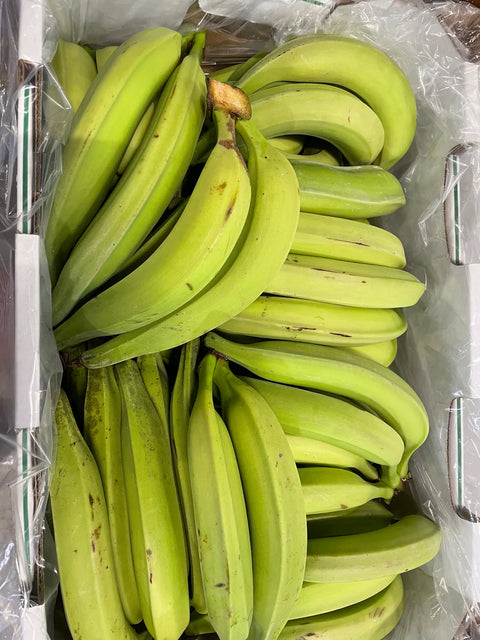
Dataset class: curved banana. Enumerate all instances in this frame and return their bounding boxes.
[287,435,377,480]
[218,295,407,346]
[188,354,253,640]
[239,376,404,467]
[344,339,397,367]
[250,83,384,166]
[237,33,417,168]
[52,40,97,113]
[266,254,425,309]
[45,27,182,284]
[137,353,170,435]
[95,45,117,71]
[214,359,307,640]
[307,501,393,538]
[83,367,141,624]
[206,334,427,478]
[49,390,137,640]
[80,119,299,367]
[170,339,206,614]
[116,360,189,640]
[305,515,442,583]
[299,467,393,515]
[52,34,207,324]
[290,158,406,218]
[292,211,405,267]
[54,108,251,347]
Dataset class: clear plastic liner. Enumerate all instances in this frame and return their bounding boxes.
[3,0,480,638]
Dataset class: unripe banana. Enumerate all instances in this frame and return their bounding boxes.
[292,211,406,266]
[52,40,97,113]
[95,45,117,71]
[214,360,307,640]
[228,51,268,83]
[83,367,141,624]
[237,33,417,168]
[269,135,304,155]
[45,27,182,284]
[344,339,397,367]
[307,501,393,538]
[206,334,426,478]
[209,63,241,82]
[305,515,442,583]
[219,295,407,346]
[299,467,393,515]
[266,254,425,309]
[189,355,253,640]
[137,353,170,437]
[49,390,137,640]
[250,83,385,166]
[55,108,251,347]
[290,159,406,218]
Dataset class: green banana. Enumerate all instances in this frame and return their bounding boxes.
[170,339,206,614]
[188,355,253,640]
[52,34,207,324]
[206,334,427,478]
[45,27,182,285]
[52,40,97,113]
[344,339,397,367]
[55,108,251,347]
[296,141,342,166]
[250,83,384,166]
[209,63,241,82]
[228,51,269,83]
[292,211,406,266]
[266,254,425,308]
[80,119,300,367]
[49,390,137,640]
[237,33,417,168]
[218,295,407,346]
[307,501,394,538]
[278,576,405,640]
[305,515,442,583]
[290,159,406,218]
[239,376,404,467]
[269,135,304,155]
[286,435,377,480]
[95,45,117,70]
[116,360,189,639]
[60,344,87,428]
[137,353,170,436]
[214,359,307,640]
[299,467,393,515]
[83,367,141,624]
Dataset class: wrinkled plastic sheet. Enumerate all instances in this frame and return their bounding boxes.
[2,0,480,638]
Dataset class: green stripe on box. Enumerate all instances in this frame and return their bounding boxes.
[456,397,463,508]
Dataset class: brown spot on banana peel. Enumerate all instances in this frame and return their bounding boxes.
[207,78,252,120]
[327,237,370,247]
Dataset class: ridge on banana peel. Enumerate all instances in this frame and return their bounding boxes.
[205,333,428,480]
[52,33,207,325]
[250,83,385,166]
[237,33,417,169]
[45,27,182,285]
[80,119,300,367]
[50,390,138,640]
[305,515,442,584]
[214,359,307,640]
[188,354,253,640]
[307,501,394,538]
[55,106,251,348]
[52,40,97,114]
[343,339,398,367]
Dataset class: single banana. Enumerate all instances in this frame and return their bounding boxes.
[287,435,377,480]
[52,40,97,113]
[209,63,241,82]
[250,83,384,166]
[54,107,251,347]
[239,376,404,467]
[344,339,397,367]
[290,159,406,218]
[305,515,441,583]
[60,344,87,428]
[83,367,142,624]
[116,360,189,640]
[45,27,182,285]
[188,354,253,640]
[237,33,417,168]
[219,295,407,346]
[80,119,300,367]
[170,339,206,614]
[49,390,137,640]
[95,45,117,71]
[307,501,393,538]
[206,334,427,478]
[279,576,405,640]
[214,359,307,640]
[52,34,207,324]
[299,467,393,515]
[137,353,170,436]
[292,212,406,267]
[266,254,425,309]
